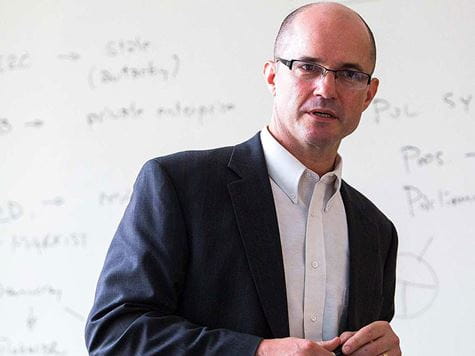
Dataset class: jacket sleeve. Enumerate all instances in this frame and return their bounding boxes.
[85,159,262,355]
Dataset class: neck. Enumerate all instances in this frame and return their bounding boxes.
[266,125,339,176]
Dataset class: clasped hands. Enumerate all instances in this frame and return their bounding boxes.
[256,321,401,356]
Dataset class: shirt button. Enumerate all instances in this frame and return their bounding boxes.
[311,261,319,269]
[310,315,317,322]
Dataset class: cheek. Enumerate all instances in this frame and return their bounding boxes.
[276,76,306,99]
[276,83,303,111]
[287,84,309,111]
[356,90,373,111]
[343,92,368,115]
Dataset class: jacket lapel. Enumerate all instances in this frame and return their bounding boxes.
[227,133,289,338]
[340,182,382,331]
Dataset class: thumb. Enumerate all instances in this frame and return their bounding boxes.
[317,336,341,351]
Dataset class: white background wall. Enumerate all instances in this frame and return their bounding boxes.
[1,0,474,354]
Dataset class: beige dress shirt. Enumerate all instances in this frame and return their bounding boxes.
[260,127,349,341]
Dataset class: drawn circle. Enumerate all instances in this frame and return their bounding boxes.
[395,252,439,319]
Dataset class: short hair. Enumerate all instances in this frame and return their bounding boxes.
[273,2,377,73]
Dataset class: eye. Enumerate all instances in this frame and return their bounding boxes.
[296,62,322,74]
[339,70,365,82]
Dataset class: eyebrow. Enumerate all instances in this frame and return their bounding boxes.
[296,56,366,73]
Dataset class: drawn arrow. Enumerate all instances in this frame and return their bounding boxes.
[24,119,44,128]
[42,197,65,206]
[57,52,81,61]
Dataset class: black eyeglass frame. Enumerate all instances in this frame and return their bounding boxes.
[275,57,372,86]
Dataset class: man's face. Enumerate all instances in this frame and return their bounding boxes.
[265,5,379,153]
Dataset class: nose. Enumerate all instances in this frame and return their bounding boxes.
[312,71,337,99]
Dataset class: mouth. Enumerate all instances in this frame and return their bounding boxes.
[308,109,338,120]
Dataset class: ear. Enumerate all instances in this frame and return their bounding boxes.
[362,77,379,111]
[263,60,277,96]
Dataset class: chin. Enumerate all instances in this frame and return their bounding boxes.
[302,126,338,144]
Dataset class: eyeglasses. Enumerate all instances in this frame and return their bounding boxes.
[276,58,372,90]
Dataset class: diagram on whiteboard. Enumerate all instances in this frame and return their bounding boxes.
[395,237,439,319]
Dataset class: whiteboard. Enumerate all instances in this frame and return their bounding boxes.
[1,0,474,354]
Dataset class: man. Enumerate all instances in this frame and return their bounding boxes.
[86,2,401,355]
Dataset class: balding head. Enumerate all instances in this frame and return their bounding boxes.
[274,2,376,73]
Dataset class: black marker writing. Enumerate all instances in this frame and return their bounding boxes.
[0,201,23,224]
[400,145,444,173]
[24,119,44,128]
[64,307,85,322]
[0,53,31,73]
[0,118,13,135]
[404,185,475,217]
[372,98,419,124]
[438,190,475,208]
[443,92,472,113]
[57,52,80,61]
[0,284,62,302]
[10,232,87,254]
[403,185,435,217]
[42,197,65,206]
[26,308,38,331]
[0,337,66,356]
[156,101,235,125]
[99,191,131,205]
[106,37,151,57]
[87,102,144,127]
[396,238,438,319]
[88,54,180,89]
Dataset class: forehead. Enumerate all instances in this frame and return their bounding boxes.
[280,6,373,71]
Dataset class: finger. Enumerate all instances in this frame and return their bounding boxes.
[339,331,355,344]
[344,336,388,356]
[341,321,388,354]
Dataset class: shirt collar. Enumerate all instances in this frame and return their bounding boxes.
[260,127,343,204]
[323,155,343,194]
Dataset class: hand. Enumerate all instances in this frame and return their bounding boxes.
[339,321,401,355]
[255,336,341,356]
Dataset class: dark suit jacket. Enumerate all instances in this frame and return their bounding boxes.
[85,133,398,355]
